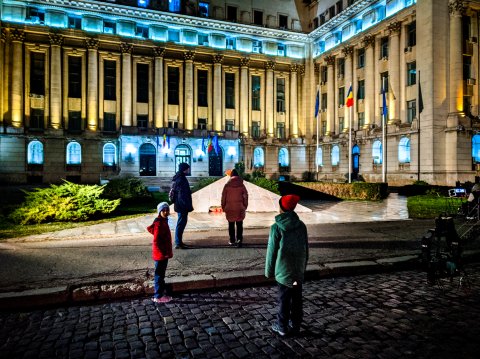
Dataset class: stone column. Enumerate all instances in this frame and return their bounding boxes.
[240,57,250,137]
[265,60,275,137]
[325,55,335,135]
[49,34,63,129]
[387,21,401,123]
[184,51,195,131]
[85,38,99,131]
[0,29,5,125]
[342,46,354,133]
[213,54,223,132]
[10,29,25,128]
[290,64,298,138]
[449,0,464,114]
[363,35,375,128]
[153,47,165,128]
[120,43,133,127]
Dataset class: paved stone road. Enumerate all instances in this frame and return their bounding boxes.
[1,264,479,359]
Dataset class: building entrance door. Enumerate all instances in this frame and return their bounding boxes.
[139,143,156,176]
[209,148,223,176]
[174,145,191,174]
[352,145,360,180]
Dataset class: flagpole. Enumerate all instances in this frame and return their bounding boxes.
[348,82,352,184]
[316,85,320,180]
[382,87,386,183]
[418,70,421,181]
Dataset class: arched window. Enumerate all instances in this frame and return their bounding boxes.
[372,140,382,164]
[66,141,82,165]
[253,147,264,167]
[103,143,116,166]
[27,140,44,164]
[472,134,480,163]
[316,147,323,167]
[331,145,340,166]
[278,147,289,167]
[398,137,411,163]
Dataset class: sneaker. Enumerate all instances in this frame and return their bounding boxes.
[153,296,172,303]
[235,240,243,248]
[174,244,187,249]
[271,323,287,337]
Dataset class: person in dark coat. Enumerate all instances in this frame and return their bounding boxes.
[221,169,248,247]
[169,162,193,249]
[147,202,173,303]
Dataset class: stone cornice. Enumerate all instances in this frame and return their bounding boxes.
[49,33,64,46]
[85,37,99,50]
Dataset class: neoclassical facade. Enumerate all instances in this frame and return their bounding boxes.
[0,0,479,186]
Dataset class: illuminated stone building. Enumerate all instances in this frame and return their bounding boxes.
[0,0,478,186]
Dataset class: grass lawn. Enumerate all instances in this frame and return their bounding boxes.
[407,195,465,219]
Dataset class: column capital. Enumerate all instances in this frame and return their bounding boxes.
[387,21,402,35]
[362,35,375,48]
[85,37,99,50]
[153,47,166,57]
[184,50,195,61]
[314,63,320,74]
[212,54,224,64]
[289,63,299,73]
[265,60,275,71]
[325,55,336,66]
[10,28,25,42]
[240,57,250,67]
[299,65,305,76]
[120,42,133,54]
[449,0,466,15]
[1,28,7,41]
[49,33,64,46]
[341,45,354,57]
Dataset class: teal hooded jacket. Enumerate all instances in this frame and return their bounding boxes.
[265,211,309,287]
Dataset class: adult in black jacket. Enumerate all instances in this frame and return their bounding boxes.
[170,162,193,249]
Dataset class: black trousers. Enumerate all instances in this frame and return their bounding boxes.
[228,221,243,244]
[277,282,303,331]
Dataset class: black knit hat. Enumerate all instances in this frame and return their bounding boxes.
[178,162,190,172]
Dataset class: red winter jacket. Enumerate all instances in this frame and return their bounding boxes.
[221,176,248,222]
[147,216,173,261]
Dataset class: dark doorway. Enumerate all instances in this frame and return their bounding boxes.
[352,144,360,180]
[175,145,191,174]
[139,143,156,176]
[209,147,223,176]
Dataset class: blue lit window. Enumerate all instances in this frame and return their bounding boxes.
[226,37,235,50]
[138,0,149,8]
[316,147,323,167]
[472,134,480,163]
[372,140,382,164]
[168,29,180,42]
[103,143,116,166]
[253,147,264,167]
[331,145,340,166]
[66,141,82,165]
[398,137,410,164]
[278,148,289,167]
[199,2,209,17]
[277,44,285,56]
[28,140,44,164]
[169,0,181,13]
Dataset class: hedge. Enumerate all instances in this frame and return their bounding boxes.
[295,182,388,201]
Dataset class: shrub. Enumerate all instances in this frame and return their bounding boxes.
[192,177,218,192]
[295,182,388,200]
[9,181,120,224]
[251,170,265,180]
[302,171,316,182]
[103,176,150,200]
[234,162,246,177]
[250,177,280,194]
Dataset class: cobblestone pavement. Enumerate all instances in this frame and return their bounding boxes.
[1,264,479,359]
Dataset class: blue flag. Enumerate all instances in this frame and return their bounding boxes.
[314,89,320,117]
[212,135,220,155]
[382,86,387,119]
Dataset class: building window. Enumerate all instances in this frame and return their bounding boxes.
[30,109,44,130]
[313,17,319,29]
[331,145,340,166]
[380,37,389,59]
[227,6,237,22]
[103,113,116,132]
[168,67,179,105]
[357,80,365,100]
[28,140,44,165]
[320,66,327,83]
[279,14,288,29]
[103,143,116,166]
[381,72,389,92]
[104,60,116,101]
[168,29,180,42]
[316,147,323,167]
[329,5,335,18]
[339,117,344,132]
[137,115,148,129]
[338,87,345,107]
[407,100,416,123]
[320,14,326,25]
[199,2,209,17]
[357,48,365,68]
[358,112,365,129]
[68,111,82,132]
[68,16,81,29]
[407,62,416,86]
[30,52,45,96]
[277,78,285,112]
[226,120,234,131]
[407,21,416,47]
[225,73,235,109]
[337,58,345,77]
[168,119,178,128]
[103,21,116,34]
[472,134,480,163]
[336,1,343,14]
[252,121,260,138]
[197,70,208,107]
[68,56,82,98]
[278,147,289,167]
[253,10,263,26]
[398,137,411,164]
[198,118,207,130]
[372,140,382,164]
[226,37,236,50]
[277,122,285,139]
[137,63,149,103]
[278,44,286,56]
[252,75,261,111]
[253,147,264,167]
[136,25,148,38]
[66,141,82,165]
[169,0,181,12]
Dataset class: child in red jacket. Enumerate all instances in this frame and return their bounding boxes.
[147,202,173,303]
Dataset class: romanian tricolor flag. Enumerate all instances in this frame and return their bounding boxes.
[346,85,354,108]
[207,136,213,153]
